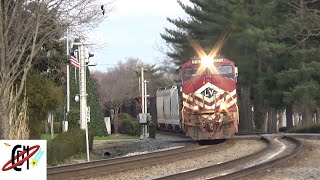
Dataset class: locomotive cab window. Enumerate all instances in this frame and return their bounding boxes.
[210,65,235,80]
[212,65,233,75]
[183,67,210,82]
[183,67,199,82]
[184,67,198,76]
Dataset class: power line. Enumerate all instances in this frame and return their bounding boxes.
[95,62,169,66]
[95,63,118,66]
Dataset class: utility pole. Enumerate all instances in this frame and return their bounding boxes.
[140,67,145,140]
[144,79,149,138]
[78,40,87,130]
[144,79,147,113]
[139,68,149,139]
[65,28,70,133]
[73,38,91,162]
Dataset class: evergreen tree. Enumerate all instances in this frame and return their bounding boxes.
[161,0,269,131]
[274,0,320,127]
[27,38,67,138]
[87,68,107,136]
[27,74,64,139]
[67,64,106,136]
[161,0,236,64]
[161,0,320,132]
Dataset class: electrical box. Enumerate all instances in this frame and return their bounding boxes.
[139,113,147,123]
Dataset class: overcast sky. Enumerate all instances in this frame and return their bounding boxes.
[88,0,189,72]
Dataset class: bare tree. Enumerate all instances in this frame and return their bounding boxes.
[0,0,113,139]
[93,59,140,134]
[287,0,320,46]
[93,58,179,134]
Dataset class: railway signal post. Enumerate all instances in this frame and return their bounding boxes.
[140,67,149,140]
[72,38,93,162]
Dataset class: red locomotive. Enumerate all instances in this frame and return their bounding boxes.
[156,56,239,140]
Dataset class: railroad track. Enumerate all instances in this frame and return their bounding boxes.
[153,136,303,180]
[47,140,233,180]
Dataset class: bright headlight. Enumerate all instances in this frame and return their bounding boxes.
[193,105,199,111]
[201,56,212,67]
[220,102,227,110]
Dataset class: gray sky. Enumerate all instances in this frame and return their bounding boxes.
[88,0,189,72]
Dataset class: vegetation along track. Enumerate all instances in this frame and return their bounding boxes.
[47,140,233,180]
[154,136,303,180]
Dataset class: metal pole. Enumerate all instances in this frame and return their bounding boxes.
[141,67,144,114]
[77,39,90,162]
[144,80,148,138]
[67,65,70,112]
[79,40,87,130]
[144,80,147,114]
[66,28,70,113]
[75,51,78,84]
[50,113,54,139]
[73,39,91,162]
[85,108,90,162]
[140,68,145,139]
[64,27,70,133]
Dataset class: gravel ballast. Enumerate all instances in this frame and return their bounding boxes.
[242,139,320,180]
[89,139,266,180]
[52,133,320,179]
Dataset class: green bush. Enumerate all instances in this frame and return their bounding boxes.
[47,128,94,165]
[29,121,44,139]
[278,127,287,132]
[148,122,156,138]
[132,121,140,136]
[119,113,140,136]
[118,113,133,121]
[288,124,320,133]
[122,119,133,135]
[53,122,62,133]
[122,119,140,136]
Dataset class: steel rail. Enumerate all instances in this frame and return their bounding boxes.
[153,136,302,180]
[47,140,233,180]
[211,136,303,180]
[153,137,271,180]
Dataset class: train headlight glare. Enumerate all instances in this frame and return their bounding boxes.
[220,102,227,110]
[193,105,199,111]
[201,56,212,67]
